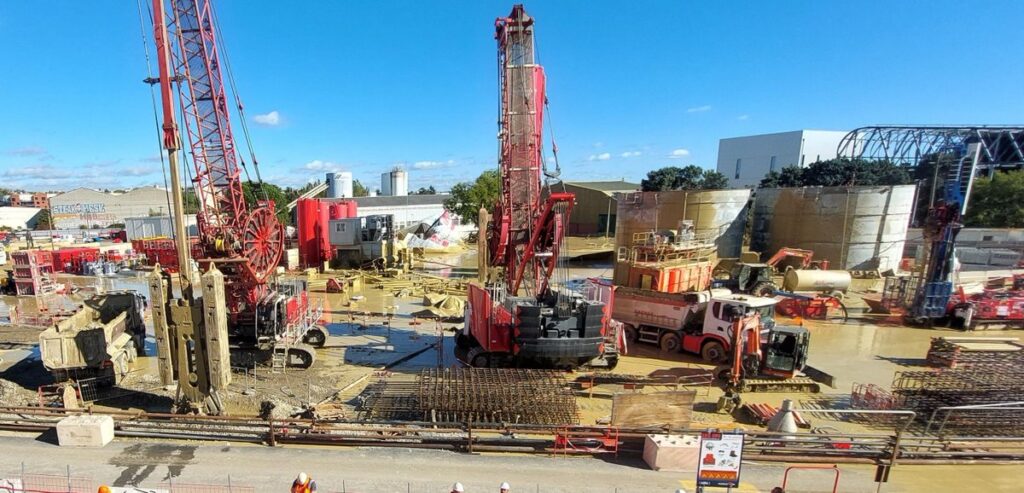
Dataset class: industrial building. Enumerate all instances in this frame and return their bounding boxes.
[557,180,640,236]
[3,192,53,209]
[716,130,849,188]
[338,194,463,231]
[751,185,915,271]
[48,187,171,229]
[122,215,199,241]
[0,206,43,230]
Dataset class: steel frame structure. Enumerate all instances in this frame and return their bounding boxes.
[837,125,1024,170]
[156,0,284,311]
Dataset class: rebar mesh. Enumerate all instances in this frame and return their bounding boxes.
[358,368,579,425]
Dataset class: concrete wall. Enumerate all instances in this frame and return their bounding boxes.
[613,189,751,284]
[50,187,170,229]
[716,130,847,188]
[751,185,915,271]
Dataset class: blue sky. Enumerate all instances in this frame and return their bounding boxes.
[2,1,1023,192]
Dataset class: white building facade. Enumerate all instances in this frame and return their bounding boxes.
[716,130,848,188]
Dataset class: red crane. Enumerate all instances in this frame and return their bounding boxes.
[150,0,324,366]
[458,5,615,368]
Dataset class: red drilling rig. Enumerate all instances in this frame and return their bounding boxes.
[150,0,324,368]
[457,5,616,369]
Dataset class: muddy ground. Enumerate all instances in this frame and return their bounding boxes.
[0,244,1018,438]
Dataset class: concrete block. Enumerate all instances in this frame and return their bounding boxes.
[56,414,114,447]
[642,433,700,472]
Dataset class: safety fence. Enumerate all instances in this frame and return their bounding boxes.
[0,468,252,493]
[0,469,671,493]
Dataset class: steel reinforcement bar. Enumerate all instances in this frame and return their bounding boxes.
[1,406,1022,464]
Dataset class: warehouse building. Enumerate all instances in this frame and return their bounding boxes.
[330,194,459,231]
[557,180,640,236]
[0,207,42,230]
[716,130,848,188]
[49,187,171,229]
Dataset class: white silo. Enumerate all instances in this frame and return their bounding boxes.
[381,168,409,196]
[326,172,353,198]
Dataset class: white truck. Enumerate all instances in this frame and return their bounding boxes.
[613,286,779,362]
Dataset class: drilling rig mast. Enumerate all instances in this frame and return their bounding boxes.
[458,5,615,369]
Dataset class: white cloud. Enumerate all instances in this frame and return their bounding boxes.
[253,110,281,126]
[413,161,443,169]
[4,146,47,157]
[737,114,750,121]
[668,148,691,159]
[686,105,712,113]
[620,151,642,158]
[587,152,611,161]
[302,159,343,172]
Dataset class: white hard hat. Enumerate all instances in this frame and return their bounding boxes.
[452,482,465,493]
[297,472,308,484]
[500,482,511,490]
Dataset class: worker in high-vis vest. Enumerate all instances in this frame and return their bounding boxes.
[291,472,317,493]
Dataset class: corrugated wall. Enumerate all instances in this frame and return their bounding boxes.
[751,185,915,271]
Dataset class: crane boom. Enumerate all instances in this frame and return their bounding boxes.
[150,0,320,369]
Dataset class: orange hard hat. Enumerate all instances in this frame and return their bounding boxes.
[98,486,112,493]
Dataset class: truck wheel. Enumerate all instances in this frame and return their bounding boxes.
[751,281,778,297]
[701,341,726,363]
[660,332,681,353]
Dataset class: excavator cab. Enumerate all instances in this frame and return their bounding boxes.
[762,326,810,377]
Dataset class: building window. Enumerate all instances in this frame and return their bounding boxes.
[734,159,742,179]
[769,156,777,173]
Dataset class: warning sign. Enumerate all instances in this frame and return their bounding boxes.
[696,431,744,488]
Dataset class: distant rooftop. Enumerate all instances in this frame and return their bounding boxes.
[559,180,641,193]
[332,194,449,208]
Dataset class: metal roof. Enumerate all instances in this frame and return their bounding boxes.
[559,180,640,193]
[334,194,450,208]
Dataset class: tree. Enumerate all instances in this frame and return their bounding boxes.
[965,170,1024,227]
[413,186,437,195]
[352,180,369,197]
[758,159,912,188]
[242,181,290,225]
[641,165,729,191]
[759,166,804,188]
[443,169,500,227]
[34,209,52,230]
[699,169,730,190]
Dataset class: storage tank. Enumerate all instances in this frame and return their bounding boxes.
[782,269,852,293]
[326,172,353,199]
[751,185,915,271]
[381,169,409,196]
[613,189,750,286]
[297,198,329,268]
[329,202,346,220]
